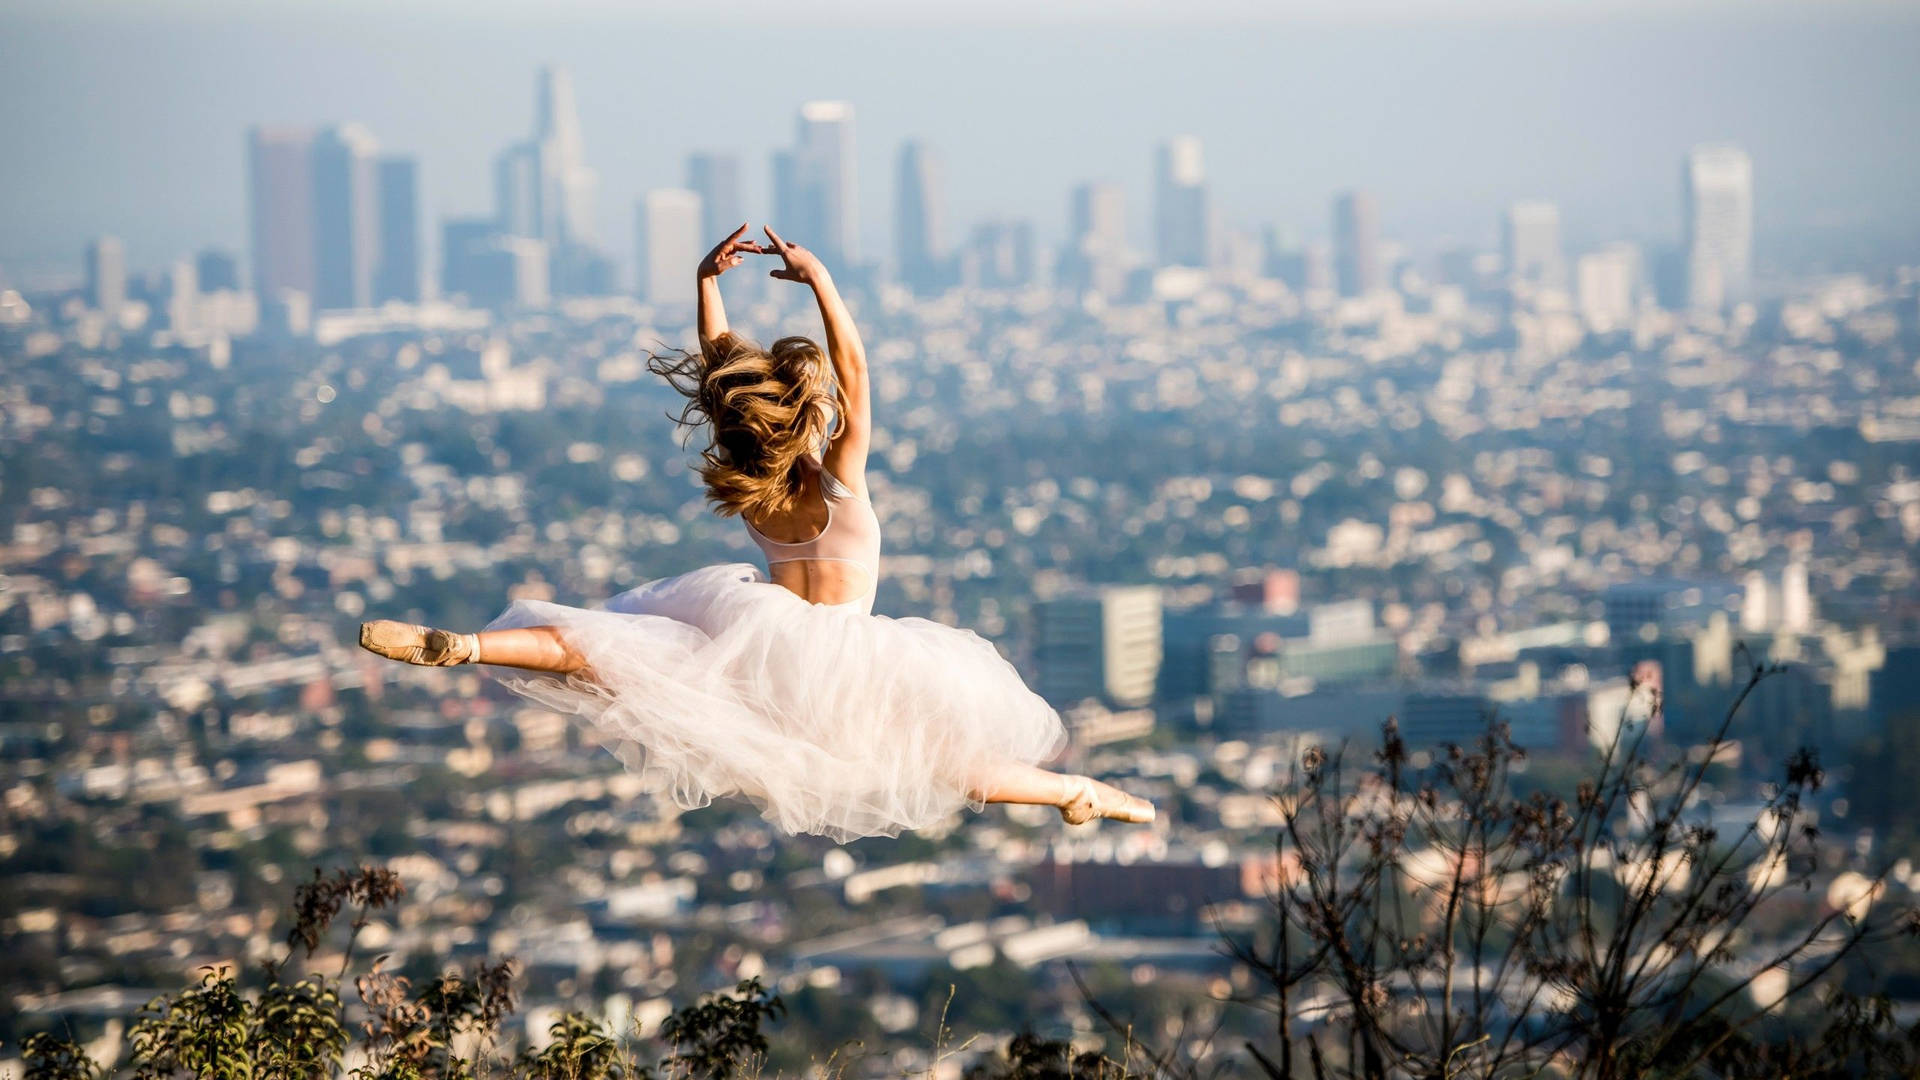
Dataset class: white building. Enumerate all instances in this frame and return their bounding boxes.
[1576,243,1640,332]
[636,189,703,308]
[1684,144,1755,315]
[1036,585,1164,708]
[1503,200,1565,290]
[1154,136,1210,269]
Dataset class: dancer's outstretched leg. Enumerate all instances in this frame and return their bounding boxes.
[360,620,589,675]
[971,760,1155,825]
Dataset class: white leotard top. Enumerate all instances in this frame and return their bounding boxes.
[743,457,882,593]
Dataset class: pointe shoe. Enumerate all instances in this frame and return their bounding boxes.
[1058,775,1156,826]
[359,620,477,666]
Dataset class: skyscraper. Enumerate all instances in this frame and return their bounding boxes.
[686,152,742,247]
[773,102,856,267]
[533,65,596,248]
[375,157,421,304]
[1057,181,1128,295]
[965,220,1034,290]
[248,127,316,300]
[1684,144,1754,314]
[636,189,704,308]
[1036,586,1165,708]
[195,249,241,293]
[494,141,541,239]
[1576,243,1640,332]
[1333,189,1384,297]
[443,219,548,309]
[1503,200,1565,290]
[894,141,950,294]
[492,66,604,296]
[311,124,380,310]
[1153,136,1210,268]
[85,236,126,317]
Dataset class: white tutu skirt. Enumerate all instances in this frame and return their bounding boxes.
[482,563,1068,841]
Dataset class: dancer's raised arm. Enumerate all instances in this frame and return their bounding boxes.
[696,223,768,350]
[763,225,870,494]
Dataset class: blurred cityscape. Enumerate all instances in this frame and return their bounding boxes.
[5,61,1920,1075]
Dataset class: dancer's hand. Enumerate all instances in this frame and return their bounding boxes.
[698,224,770,280]
[763,226,828,287]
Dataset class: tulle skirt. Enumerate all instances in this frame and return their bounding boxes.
[482,563,1068,841]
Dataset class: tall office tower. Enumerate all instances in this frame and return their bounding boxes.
[442,218,500,300]
[82,243,131,326]
[494,141,541,239]
[164,258,198,332]
[492,66,602,294]
[636,189,704,308]
[894,141,954,294]
[1072,181,1127,252]
[195,249,240,293]
[532,64,596,248]
[1058,181,1128,294]
[248,127,316,300]
[965,220,1035,289]
[443,219,548,308]
[1333,189,1384,296]
[1153,136,1210,268]
[773,102,857,266]
[893,140,939,288]
[85,236,127,317]
[311,124,380,310]
[1684,144,1754,314]
[374,157,421,304]
[1036,586,1164,708]
[1503,199,1565,289]
[686,152,743,246]
[1576,243,1640,332]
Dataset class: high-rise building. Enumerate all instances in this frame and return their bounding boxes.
[1503,200,1565,290]
[1265,232,1334,295]
[375,157,421,304]
[1153,136,1210,268]
[494,141,541,240]
[686,152,742,248]
[247,127,316,301]
[894,140,952,294]
[1684,144,1754,314]
[964,220,1034,289]
[85,236,127,317]
[636,189,703,308]
[1333,189,1384,297]
[443,218,548,309]
[311,124,380,310]
[1576,243,1640,332]
[1036,586,1164,708]
[1072,182,1127,253]
[492,66,603,296]
[773,102,856,267]
[195,249,241,293]
[533,65,596,248]
[164,258,198,333]
[1056,181,1130,295]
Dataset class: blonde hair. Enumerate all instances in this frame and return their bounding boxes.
[648,333,843,519]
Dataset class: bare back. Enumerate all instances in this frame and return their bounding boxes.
[742,458,882,609]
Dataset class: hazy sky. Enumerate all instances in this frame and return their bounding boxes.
[2,0,1916,283]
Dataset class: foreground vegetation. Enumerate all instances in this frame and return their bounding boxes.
[14,661,1920,1079]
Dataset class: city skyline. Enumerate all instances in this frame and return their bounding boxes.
[3,6,1916,283]
[72,79,1759,317]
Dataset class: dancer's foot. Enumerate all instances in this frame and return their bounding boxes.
[359,620,478,666]
[1058,774,1155,825]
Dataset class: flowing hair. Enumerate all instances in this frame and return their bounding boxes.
[647,332,844,520]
